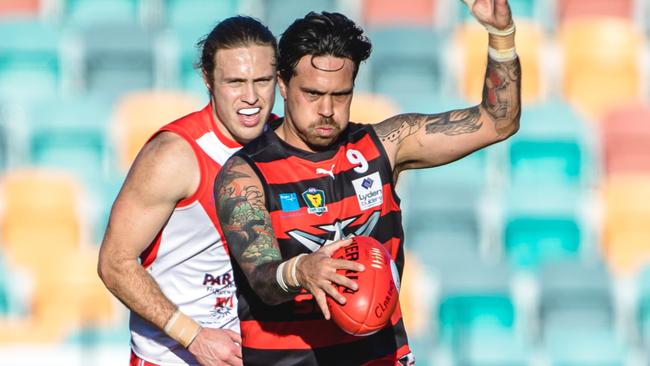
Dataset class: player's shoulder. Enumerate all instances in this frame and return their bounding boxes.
[136,131,198,175]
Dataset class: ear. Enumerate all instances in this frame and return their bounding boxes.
[277,71,287,100]
[202,71,212,91]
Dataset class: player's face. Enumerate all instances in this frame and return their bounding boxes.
[207,45,276,144]
[278,55,354,151]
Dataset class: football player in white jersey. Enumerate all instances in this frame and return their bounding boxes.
[98,16,277,366]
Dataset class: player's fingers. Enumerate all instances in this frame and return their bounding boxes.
[319,238,353,256]
[225,329,242,344]
[322,282,347,305]
[313,290,331,319]
[227,354,243,366]
[233,344,242,359]
[332,258,365,273]
[330,272,358,292]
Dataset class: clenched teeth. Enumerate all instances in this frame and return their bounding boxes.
[238,107,260,116]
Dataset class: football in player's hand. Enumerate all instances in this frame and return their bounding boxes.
[327,236,400,336]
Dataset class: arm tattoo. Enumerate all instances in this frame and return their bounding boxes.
[481,56,521,137]
[375,108,482,144]
[215,157,290,304]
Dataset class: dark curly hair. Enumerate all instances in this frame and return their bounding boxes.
[197,16,277,88]
[278,12,371,83]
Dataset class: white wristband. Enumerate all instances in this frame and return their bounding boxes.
[276,261,290,292]
[486,23,516,36]
[488,46,517,62]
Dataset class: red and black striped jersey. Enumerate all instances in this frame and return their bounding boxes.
[232,122,412,365]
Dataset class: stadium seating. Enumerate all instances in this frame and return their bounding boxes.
[0,0,40,19]
[538,260,626,364]
[111,90,202,170]
[557,0,634,23]
[0,20,61,101]
[502,185,586,269]
[63,0,139,26]
[349,93,399,124]
[505,100,594,187]
[0,169,82,271]
[164,0,238,31]
[0,0,649,362]
[369,27,441,108]
[454,21,543,104]
[601,175,650,275]
[263,0,337,35]
[74,22,155,96]
[560,18,644,119]
[362,0,436,28]
[601,104,650,176]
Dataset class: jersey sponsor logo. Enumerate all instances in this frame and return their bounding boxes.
[279,192,300,212]
[210,294,235,319]
[302,187,328,216]
[316,164,336,179]
[352,172,383,210]
[287,211,380,251]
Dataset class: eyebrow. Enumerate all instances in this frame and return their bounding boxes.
[223,75,274,83]
[300,87,353,96]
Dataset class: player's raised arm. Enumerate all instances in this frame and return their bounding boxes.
[375,0,521,178]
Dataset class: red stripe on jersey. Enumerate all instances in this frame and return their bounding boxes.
[257,134,381,184]
[130,350,159,366]
[269,183,400,239]
[240,312,407,350]
[360,345,412,366]
[140,230,163,269]
[240,319,360,349]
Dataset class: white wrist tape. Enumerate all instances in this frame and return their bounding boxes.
[276,261,290,292]
[164,309,202,348]
[488,46,517,62]
[486,23,516,37]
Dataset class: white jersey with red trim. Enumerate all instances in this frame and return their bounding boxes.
[129,104,243,365]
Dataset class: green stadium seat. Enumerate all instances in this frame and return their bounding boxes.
[539,261,625,365]
[165,0,238,31]
[263,0,337,35]
[506,100,594,187]
[0,21,61,101]
[64,0,139,26]
[369,27,441,104]
[503,186,585,269]
[76,23,154,96]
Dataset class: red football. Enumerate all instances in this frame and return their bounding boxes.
[327,236,400,336]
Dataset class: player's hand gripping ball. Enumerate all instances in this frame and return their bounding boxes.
[327,236,400,336]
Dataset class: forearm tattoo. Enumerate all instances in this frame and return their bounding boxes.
[375,57,521,144]
[215,157,289,303]
[375,107,482,144]
[481,56,521,137]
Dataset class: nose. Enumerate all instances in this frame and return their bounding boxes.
[242,82,258,105]
[318,95,334,118]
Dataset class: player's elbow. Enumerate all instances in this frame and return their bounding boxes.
[97,250,124,294]
[496,108,521,141]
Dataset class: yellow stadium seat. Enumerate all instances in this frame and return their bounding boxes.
[0,169,82,271]
[112,90,202,170]
[560,18,643,120]
[0,247,117,342]
[601,175,650,276]
[399,251,433,336]
[349,93,400,124]
[456,21,542,104]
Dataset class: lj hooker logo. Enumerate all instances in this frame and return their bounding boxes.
[302,187,328,216]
